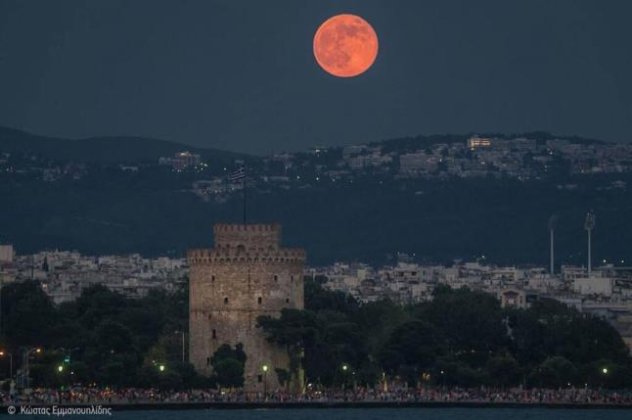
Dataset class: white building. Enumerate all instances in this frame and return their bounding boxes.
[573,276,614,297]
[0,245,14,263]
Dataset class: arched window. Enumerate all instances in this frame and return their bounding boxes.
[258,297,262,305]
[224,297,228,304]
[212,329,217,339]
[285,298,290,304]
[274,275,278,282]
[211,275,215,282]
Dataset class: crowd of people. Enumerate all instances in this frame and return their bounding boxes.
[2,386,632,406]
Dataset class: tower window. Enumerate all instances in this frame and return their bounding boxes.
[211,275,216,282]
[224,297,228,304]
[206,357,211,366]
[274,275,278,282]
[285,298,290,304]
[212,329,217,339]
[208,314,212,320]
[291,275,294,283]
[258,297,262,305]
[258,375,263,383]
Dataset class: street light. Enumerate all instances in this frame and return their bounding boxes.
[262,364,269,400]
[57,365,64,373]
[0,350,12,379]
[602,367,608,375]
[341,364,350,397]
[22,347,43,388]
[159,364,166,372]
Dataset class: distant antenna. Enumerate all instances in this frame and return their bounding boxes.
[584,211,596,276]
[548,215,558,275]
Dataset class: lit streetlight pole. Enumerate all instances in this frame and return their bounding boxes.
[22,347,42,388]
[262,364,269,400]
[0,350,12,379]
[341,364,349,399]
[56,365,65,404]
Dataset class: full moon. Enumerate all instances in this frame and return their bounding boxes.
[313,14,379,78]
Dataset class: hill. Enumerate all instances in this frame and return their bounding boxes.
[0,126,247,164]
[0,126,630,266]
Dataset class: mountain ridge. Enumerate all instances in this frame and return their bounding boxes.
[0,125,249,164]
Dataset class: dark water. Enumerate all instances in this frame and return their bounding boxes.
[107,408,630,420]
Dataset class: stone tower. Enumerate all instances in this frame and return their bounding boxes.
[187,224,305,392]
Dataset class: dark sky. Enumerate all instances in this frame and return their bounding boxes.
[1,0,631,154]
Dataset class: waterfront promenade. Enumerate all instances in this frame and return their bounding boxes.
[3,387,632,409]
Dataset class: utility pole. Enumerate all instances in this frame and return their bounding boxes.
[585,211,595,276]
[548,215,558,275]
[550,228,554,275]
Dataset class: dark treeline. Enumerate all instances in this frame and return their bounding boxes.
[1,278,631,391]
[260,279,632,390]
[0,280,202,390]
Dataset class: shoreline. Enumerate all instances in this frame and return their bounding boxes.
[3,401,632,411]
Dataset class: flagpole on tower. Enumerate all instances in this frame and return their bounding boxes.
[242,166,247,224]
[228,165,247,224]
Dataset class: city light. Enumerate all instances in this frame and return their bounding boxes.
[57,365,64,373]
[602,367,608,374]
[159,364,165,372]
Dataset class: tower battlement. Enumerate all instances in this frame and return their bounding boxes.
[187,248,305,264]
[213,223,281,249]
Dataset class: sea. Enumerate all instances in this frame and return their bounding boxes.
[79,408,631,419]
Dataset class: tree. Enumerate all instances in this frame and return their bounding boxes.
[258,309,318,391]
[379,319,442,385]
[0,280,57,347]
[531,356,577,389]
[486,354,521,387]
[210,344,246,388]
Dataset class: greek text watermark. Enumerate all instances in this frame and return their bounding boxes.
[7,405,113,416]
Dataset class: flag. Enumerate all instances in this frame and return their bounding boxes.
[228,167,246,181]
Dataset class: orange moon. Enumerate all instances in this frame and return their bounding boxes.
[313,14,379,78]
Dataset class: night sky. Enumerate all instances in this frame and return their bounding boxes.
[1,0,631,154]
